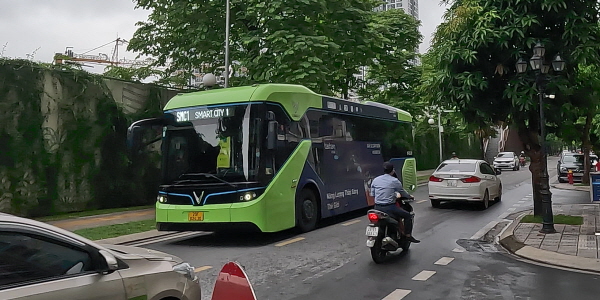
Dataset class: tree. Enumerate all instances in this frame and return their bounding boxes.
[129,0,382,95]
[359,9,423,115]
[425,0,600,216]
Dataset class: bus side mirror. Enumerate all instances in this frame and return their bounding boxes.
[127,126,144,158]
[267,121,278,150]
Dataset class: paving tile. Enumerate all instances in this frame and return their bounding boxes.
[563,225,581,235]
[581,226,596,235]
[554,224,566,233]
[577,249,598,259]
[525,238,543,248]
[578,235,597,249]
[540,243,559,252]
[557,245,578,255]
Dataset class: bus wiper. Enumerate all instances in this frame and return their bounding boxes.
[177,173,236,188]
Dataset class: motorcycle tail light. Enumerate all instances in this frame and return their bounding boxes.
[429,176,443,182]
[368,213,379,222]
[461,176,481,183]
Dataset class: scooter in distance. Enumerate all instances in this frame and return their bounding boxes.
[365,197,414,263]
[519,156,526,167]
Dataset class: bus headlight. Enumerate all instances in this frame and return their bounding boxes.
[157,194,168,203]
[241,192,257,202]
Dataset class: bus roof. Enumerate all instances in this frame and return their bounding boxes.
[164,84,412,122]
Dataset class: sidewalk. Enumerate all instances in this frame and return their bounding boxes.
[499,204,600,273]
[551,183,590,192]
[48,208,154,231]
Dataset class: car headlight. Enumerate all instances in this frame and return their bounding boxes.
[560,167,567,172]
[157,194,168,203]
[173,262,196,280]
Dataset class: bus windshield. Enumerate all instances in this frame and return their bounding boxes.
[163,104,261,184]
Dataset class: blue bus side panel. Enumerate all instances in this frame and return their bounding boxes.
[317,141,384,217]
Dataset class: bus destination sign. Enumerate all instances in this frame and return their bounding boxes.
[175,107,233,122]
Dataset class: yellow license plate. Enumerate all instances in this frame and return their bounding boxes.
[188,212,204,221]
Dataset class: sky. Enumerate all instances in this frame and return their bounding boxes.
[0,0,447,72]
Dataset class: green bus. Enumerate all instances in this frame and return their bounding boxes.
[128,84,416,233]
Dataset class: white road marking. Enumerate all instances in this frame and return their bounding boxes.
[452,247,465,253]
[434,257,455,266]
[194,266,212,272]
[470,220,499,240]
[382,289,411,300]
[416,199,428,204]
[507,207,517,212]
[412,270,436,281]
[513,203,522,207]
[342,219,361,226]
[498,212,510,219]
[275,237,305,247]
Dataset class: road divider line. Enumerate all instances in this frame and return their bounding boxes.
[412,270,436,281]
[275,237,305,247]
[470,220,499,240]
[416,200,427,204]
[452,247,465,253]
[382,289,411,300]
[194,266,212,272]
[434,257,455,266]
[342,219,361,226]
[507,207,516,212]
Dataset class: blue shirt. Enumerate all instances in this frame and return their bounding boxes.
[370,174,411,205]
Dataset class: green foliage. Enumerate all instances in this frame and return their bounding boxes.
[359,9,423,116]
[73,218,156,240]
[129,0,421,97]
[0,59,169,217]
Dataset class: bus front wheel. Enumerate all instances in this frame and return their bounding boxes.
[296,189,319,232]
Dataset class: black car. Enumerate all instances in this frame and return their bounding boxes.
[557,153,598,183]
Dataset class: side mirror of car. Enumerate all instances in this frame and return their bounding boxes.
[495,169,502,175]
[99,249,119,274]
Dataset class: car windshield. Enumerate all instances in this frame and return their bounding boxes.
[497,152,514,157]
[563,155,583,163]
[436,162,476,172]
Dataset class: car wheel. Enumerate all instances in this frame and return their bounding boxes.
[431,199,441,208]
[558,177,566,183]
[296,189,319,232]
[481,190,490,210]
[495,185,502,202]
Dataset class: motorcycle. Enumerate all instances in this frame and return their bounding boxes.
[365,196,414,263]
[519,156,526,167]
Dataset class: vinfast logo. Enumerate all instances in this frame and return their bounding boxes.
[193,191,205,204]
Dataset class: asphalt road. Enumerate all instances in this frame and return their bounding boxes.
[144,157,600,299]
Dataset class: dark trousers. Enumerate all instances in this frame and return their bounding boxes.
[374,204,413,235]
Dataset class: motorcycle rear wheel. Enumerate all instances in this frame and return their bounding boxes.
[370,238,388,264]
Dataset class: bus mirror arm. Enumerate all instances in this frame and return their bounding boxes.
[267,120,278,150]
[127,117,167,158]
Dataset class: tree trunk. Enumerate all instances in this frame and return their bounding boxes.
[582,111,594,185]
[517,121,546,216]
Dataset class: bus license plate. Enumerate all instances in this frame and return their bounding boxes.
[366,226,379,237]
[188,212,204,221]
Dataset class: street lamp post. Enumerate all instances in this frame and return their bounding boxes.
[224,0,230,88]
[428,108,455,163]
[516,42,565,234]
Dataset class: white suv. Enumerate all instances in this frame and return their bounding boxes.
[493,151,520,171]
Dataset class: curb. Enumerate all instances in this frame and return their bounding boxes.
[498,212,600,273]
[96,230,179,245]
[550,184,590,192]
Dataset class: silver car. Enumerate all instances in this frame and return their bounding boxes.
[0,213,201,300]
[493,151,520,171]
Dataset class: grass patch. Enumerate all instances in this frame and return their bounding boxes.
[74,219,156,240]
[36,205,154,222]
[521,214,583,225]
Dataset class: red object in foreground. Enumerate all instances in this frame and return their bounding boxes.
[568,171,574,185]
[211,262,257,300]
[429,175,443,182]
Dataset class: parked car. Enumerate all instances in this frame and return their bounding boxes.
[428,159,502,209]
[0,213,201,300]
[557,152,598,183]
[493,151,520,171]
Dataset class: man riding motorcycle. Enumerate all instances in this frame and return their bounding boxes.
[370,162,420,243]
